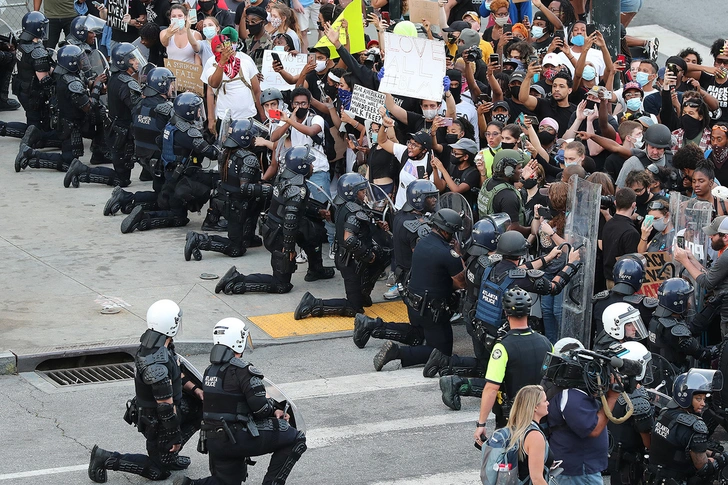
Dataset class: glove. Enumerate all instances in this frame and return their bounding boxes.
[715,451,728,469]
[710,345,721,360]
[443,75,451,92]
[377,66,386,81]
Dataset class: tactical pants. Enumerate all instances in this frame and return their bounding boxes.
[30,122,84,169]
[109,134,135,187]
[17,91,55,143]
[193,420,306,485]
[398,306,454,367]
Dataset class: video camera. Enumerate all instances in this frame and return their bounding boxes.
[600,195,615,211]
[542,343,646,395]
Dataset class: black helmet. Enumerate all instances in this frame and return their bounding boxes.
[143,67,176,97]
[284,145,315,175]
[655,277,694,317]
[223,119,255,149]
[612,255,646,294]
[469,213,511,255]
[21,11,49,40]
[110,42,146,73]
[503,286,532,317]
[337,173,369,202]
[673,369,723,408]
[260,88,284,105]
[68,16,88,44]
[56,44,84,74]
[431,208,464,235]
[492,149,524,179]
[496,230,528,258]
[173,92,205,122]
[402,180,438,212]
[644,124,672,149]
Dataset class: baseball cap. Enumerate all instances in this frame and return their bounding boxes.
[637,115,656,128]
[542,53,561,67]
[665,55,688,73]
[530,84,546,97]
[450,137,479,154]
[462,11,480,21]
[410,131,433,151]
[493,101,510,111]
[503,58,523,71]
[367,40,379,49]
[539,117,559,133]
[623,81,643,94]
[704,215,728,236]
[459,28,481,49]
[443,20,469,32]
[509,71,526,83]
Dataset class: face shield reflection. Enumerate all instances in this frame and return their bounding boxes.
[126,48,148,73]
[84,15,107,34]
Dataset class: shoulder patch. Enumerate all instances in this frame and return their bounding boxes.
[492,348,503,360]
[658,317,678,328]
[141,363,169,384]
[154,101,173,116]
[527,269,545,278]
[188,127,203,138]
[242,155,259,169]
[67,79,86,94]
[670,323,692,338]
[403,219,421,234]
[355,210,369,222]
[477,254,493,269]
[643,297,659,308]
[450,249,460,258]
[592,290,610,302]
[623,294,644,305]
[508,268,527,278]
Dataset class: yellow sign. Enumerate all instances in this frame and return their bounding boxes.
[314,0,366,59]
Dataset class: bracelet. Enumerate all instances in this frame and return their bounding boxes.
[476,422,486,427]
[354,121,359,129]
[641,237,648,241]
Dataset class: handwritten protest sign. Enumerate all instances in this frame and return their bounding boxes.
[107,0,129,32]
[379,33,446,101]
[350,85,386,124]
[408,0,441,27]
[260,51,309,90]
[637,251,670,298]
[164,59,203,96]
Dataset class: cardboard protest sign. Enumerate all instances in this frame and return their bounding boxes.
[408,0,441,27]
[314,0,366,59]
[637,251,670,298]
[164,59,203,96]
[107,0,129,32]
[379,32,446,101]
[260,51,309,90]
[350,85,386,124]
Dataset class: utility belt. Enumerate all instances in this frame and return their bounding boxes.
[202,413,259,439]
[646,465,689,485]
[471,317,499,351]
[403,288,454,321]
[123,397,165,439]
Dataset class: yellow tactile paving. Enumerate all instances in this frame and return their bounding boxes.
[249,301,410,338]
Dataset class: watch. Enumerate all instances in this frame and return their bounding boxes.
[476,422,486,427]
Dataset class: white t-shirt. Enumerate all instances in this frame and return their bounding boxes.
[289,112,328,173]
[393,143,433,209]
[201,52,259,120]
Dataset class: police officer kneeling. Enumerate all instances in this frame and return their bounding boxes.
[648,369,727,485]
[175,318,306,485]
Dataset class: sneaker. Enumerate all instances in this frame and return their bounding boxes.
[386,272,397,286]
[328,245,335,260]
[383,285,401,300]
[296,250,308,264]
[645,37,659,61]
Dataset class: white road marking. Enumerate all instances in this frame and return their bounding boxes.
[370,470,482,485]
[0,465,87,481]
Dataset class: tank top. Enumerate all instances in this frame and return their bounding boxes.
[167,34,197,64]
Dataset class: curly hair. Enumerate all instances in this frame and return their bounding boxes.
[710,39,727,61]
[679,47,703,65]
[489,0,510,13]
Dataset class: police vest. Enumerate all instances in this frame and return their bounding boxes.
[133,345,182,408]
[133,97,165,153]
[56,73,87,124]
[161,124,192,168]
[499,329,552,398]
[202,363,253,424]
[649,406,707,479]
[478,180,526,225]
[267,176,307,225]
[475,264,515,328]
[17,41,50,91]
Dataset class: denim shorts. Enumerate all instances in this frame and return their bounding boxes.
[620,0,643,13]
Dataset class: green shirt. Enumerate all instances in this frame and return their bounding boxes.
[43,0,78,19]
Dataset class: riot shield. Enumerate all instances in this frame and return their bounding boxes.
[439,192,474,247]
[178,355,306,431]
[669,193,712,321]
[649,352,678,395]
[217,109,232,148]
[87,49,109,78]
[644,388,672,412]
[559,176,602,345]
[0,18,16,45]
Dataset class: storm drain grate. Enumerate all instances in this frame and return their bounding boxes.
[38,363,135,387]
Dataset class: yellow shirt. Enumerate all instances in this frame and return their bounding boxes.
[446,39,494,59]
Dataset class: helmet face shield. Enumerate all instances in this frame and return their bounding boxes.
[84,15,106,34]
[686,369,723,394]
[167,77,178,99]
[40,19,49,40]
[126,48,148,73]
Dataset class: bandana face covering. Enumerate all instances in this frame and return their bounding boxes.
[211,35,241,79]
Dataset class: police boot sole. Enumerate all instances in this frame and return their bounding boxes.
[14,144,30,172]
[88,445,109,483]
[439,376,463,411]
[294,292,316,320]
[352,313,372,349]
[215,266,239,294]
[121,206,144,234]
[168,455,191,470]
[373,341,399,371]
[184,231,200,261]
[63,159,84,188]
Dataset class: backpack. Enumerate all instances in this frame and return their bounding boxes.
[303,112,338,162]
[480,427,520,485]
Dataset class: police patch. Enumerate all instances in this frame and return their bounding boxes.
[492,349,502,360]
[450,249,459,258]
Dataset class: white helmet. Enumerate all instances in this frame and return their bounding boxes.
[146,299,183,337]
[602,302,647,341]
[553,337,584,356]
[213,318,249,354]
[616,341,653,384]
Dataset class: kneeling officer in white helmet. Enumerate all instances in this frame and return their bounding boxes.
[176,318,307,485]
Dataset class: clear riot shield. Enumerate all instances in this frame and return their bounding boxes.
[669,192,713,321]
[217,109,232,148]
[87,49,110,78]
[559,176,602,345]
[0,18,16,45]
[439,192,474,247]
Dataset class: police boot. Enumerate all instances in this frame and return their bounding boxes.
[353,313,378,348]
[0,68,19,111]
[184,231,207,261]
[14,143,32,172]
[215,266,246,294]
[136,215,189,232]
[64,159,89,188]
[294,292,356,319]
[423,348,451,378]
[97,451,170,480]
[373,341,400,371]
[20,124,41,148]
[439,376,485,410]
[200,208,228,232]
[304,266,335,282]
[166,455,192,470]
[103,186,134,216]
[88,445,112,483]
[0,120,27,138]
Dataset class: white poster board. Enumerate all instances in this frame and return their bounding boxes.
[349,85,386,124]
[379,33,446,101]
[260,50,310,91]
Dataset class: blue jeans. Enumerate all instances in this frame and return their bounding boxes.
[308,170,334,245]
[541,292,563,344]
[509,2,532,24]
[556,472,603,485]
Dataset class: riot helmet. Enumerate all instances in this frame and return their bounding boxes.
[143,67,176,98]
[612,254,646,294]
[601,302,648,341]
[654,277,694,317]
[212,317,250,354]
[469,213,511,255]
[223,119,256,149]
[56,44,84,74]
[401,180,438,212]
[492,149,525,180]
[496,230,529,259]
[616,341,653,384]
[68,16,89,44]
[173,92,206,126]
[110,42,147,73]
[260,87,284,106]
[673,369,723,409]
[643,124,672,149]
[284,145,315,176]
[503,286,532,318]
[337,173,370,203]
[430,208,464,235]
[21,11,49,41]
[553,337,584,355]
[146,299,183,337]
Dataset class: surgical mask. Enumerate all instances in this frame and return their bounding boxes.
[272,45,285,52]
[315,60,327,72]
[493,113,508,123]
[531,26,544,38]
[635,72,652,87]
[571,34,585,46]
[370,133,378,144]
[632,135,644,149]
[652,217,667,232]
[485,0,493,10]
[271,17,282,29]
[266,12,273,22]
[495,17,509,27]
[423,109,438,120]
[582,65,596,81]
[626,97,642,112]
[556,149,565,164]
[174,18,185,29]
[445,133,459,144]
[203,26,217,39]
[502,142,516,149]
[295,107,307,119]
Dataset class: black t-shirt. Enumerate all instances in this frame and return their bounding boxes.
[524,189,549,218]
[602,213,640,280]
[533,97,576,137]
[448,0,476,25]
[505,96,537,124]
[604,152,627,183]
[235,0,270,24]
[484,177,524,224]
[112,0,146,43]
[699,71,728,124]
[446,163,481,208]
[368,146,399,182]
[531,35,553,57]
[635,193,667,219]
[146,0,171,27]
[536,78,552,96]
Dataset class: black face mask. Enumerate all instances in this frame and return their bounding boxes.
[324,84,337,97]
[448,34,457,43]
[450,154,462,165]
[509,85,521,98]
[522,178,538,189]
[445,133,459,144]
[199,1,214,11]
[681,114,704,139]
[635,190,650,205]
[502,142,516,149]
[247,22,263,36]
[450,86,462,104]
[537,130,556,146]
[295,107,308,119]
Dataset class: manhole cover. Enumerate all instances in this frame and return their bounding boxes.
[37,363,135,387]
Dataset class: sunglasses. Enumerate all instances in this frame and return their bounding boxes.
[683,100,702,109]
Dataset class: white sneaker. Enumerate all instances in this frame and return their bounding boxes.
[383,285,401,300]
[450,313,463,322]
[328,245,335,260]
[296,250,308,264]
[386,272,396,286]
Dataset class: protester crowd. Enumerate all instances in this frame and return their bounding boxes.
[5,0,728,483]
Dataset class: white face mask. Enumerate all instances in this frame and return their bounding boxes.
[495,17,509,27]
[315,59,327,72]
[422,109,438,120]
[266,12,273,22]
[632,135,644,149]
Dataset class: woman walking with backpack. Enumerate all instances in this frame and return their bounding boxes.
[507,385,553,485]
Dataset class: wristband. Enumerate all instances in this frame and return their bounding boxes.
[476,422,486,427]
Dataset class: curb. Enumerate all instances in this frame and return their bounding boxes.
[0,351,17,375]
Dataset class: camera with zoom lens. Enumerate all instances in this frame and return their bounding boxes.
[464,46,482,63]
[600,195,616,211]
